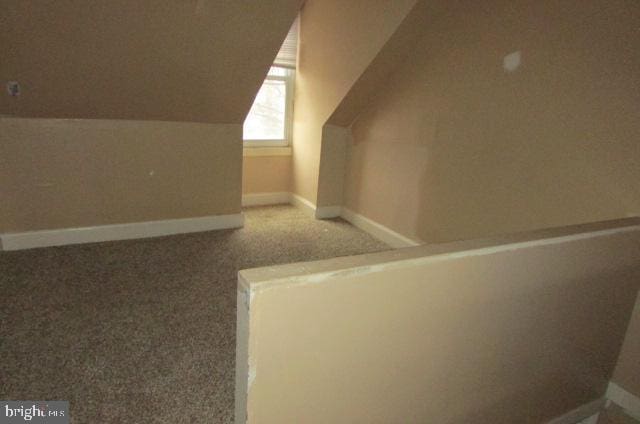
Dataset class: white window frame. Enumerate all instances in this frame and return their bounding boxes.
[243,67,295,148]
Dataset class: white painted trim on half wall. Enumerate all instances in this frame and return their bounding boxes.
[0,213,244,251]
[607,382,640,420]
[242,192,291,207]
[340,208,422,249]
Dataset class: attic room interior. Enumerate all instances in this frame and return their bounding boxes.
[1,0,639,423]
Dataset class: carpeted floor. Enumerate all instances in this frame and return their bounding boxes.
[0,205,389,423]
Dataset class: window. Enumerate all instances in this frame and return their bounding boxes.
[243,66,294,146]
[244,17,298,147]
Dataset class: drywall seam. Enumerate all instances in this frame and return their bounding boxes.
[315,205,342,219]
[242,192,292,207]
[607,382,640,419]
[0,213,244,250]
[290,193,317,217]
[246,223,640,294]
[340,207,422,248]
[547,398,606,424]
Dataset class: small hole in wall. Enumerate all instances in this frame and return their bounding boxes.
[6,81,20,96]
[503,51,522,73]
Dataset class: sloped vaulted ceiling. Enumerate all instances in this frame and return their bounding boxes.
[0,0,303,124]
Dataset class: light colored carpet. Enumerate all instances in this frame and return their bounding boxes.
[0,205,389,423]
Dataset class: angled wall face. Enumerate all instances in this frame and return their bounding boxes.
[339,0,640,400]
[343,0,640,243]
[0,0,303,124]
[291,0,417,204]
[237,218,640,423]
[326,0,449,128]
[315,125,349,207]
[315,0,442,208]
[1,1,303,236]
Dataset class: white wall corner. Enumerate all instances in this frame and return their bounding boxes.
[242,192,291,207]
[340,208,422,249]
[606,382,640,420]
[290,194,317,218]
[315,205,342,219]
[0,213,244,251]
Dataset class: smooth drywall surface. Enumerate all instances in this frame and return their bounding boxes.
[613,293,640,397]
[291,0,417,205]
[327,0,448,127]
[343,0,640,243]
[315,125,348,207]
[237,218,640,423]
[242,155,291,194]
[317,0,449,208]
[0,0,303,124]
[0,117,241,232]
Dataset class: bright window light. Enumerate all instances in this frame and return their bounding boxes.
[244,79,286,140]
[243,67,294,146]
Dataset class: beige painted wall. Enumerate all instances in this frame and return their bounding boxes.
[340,2,640,395]
[343,0,640,243]
[237,219,640,423]
[0,117,241,232]
[0,0,303,124]
[1,1,305,233]
[242,155,291,194]
[291,0,417,204]
[316,125,348,206]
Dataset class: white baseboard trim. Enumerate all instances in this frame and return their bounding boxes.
[242,192,291,207]
[340,208,422,249]
[315,205,342,219]
[0,213,244,251]
[547,398,605,424]
[607,382,640,420]
[181,192,421,250]
[290,194,317,218]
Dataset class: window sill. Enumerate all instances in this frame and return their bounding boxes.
[243,146,292,157]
